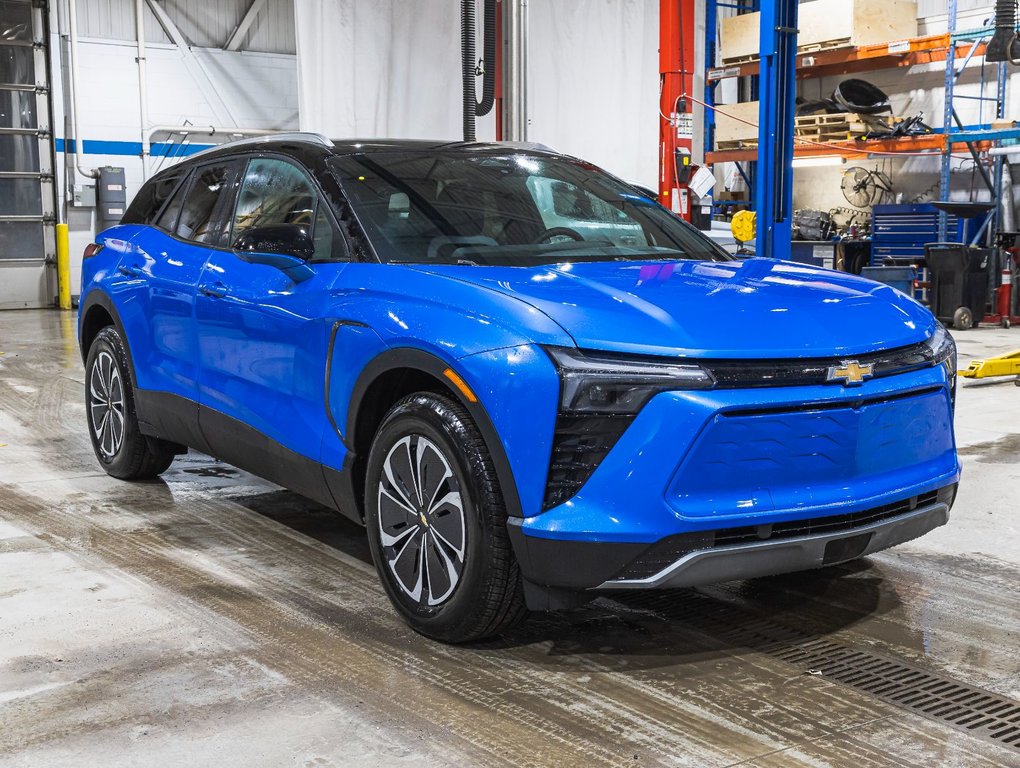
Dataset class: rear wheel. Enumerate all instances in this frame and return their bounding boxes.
[85,326,176,479]
[365,392,526,643]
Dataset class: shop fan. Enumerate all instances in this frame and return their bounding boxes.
[841,167,893,208]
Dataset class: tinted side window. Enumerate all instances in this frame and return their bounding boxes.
[154,170,191,232]
[122,169,185,225]
[232,158,342,260]
[176,161,242,245]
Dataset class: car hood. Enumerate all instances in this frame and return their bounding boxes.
[411,258,937,358]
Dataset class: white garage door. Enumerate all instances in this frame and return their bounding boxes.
[0,0,55,309]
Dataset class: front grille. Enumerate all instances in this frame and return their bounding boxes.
[609,485,955,581]
[543,414,634,509]
[704,339,933,388]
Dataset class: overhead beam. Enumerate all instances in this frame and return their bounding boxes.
[225,0,268,51]
[144,0,238,126]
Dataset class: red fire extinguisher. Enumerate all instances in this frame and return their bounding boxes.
[997,266,1013,328]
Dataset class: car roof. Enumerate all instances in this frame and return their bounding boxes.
[172,132,555,166]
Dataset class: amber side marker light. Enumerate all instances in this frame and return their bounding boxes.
[443,368,478,403]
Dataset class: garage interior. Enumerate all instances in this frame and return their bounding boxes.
[2,1,1020,766]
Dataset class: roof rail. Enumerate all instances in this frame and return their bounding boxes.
[182,131,335,161]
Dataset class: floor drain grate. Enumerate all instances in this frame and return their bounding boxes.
[614,591,1020,750]
[769,638,1020,748]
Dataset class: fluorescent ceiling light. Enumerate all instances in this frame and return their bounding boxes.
[791,156,845,168]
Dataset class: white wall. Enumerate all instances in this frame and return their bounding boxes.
[295,0,496,142]
[51,12,299,296]
[527,0,660,186]
[295,0,661,187]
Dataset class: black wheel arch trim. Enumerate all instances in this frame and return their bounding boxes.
[341,346,525,520]
[78,289,138,387]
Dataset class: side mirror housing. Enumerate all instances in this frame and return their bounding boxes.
[233,224,316,282]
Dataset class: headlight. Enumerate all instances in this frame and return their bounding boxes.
[545,346,715,414]
[924,324,957,373]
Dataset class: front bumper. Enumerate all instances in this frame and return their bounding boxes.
[599,492,950,589]
[508,484,955,593]
[508,364,961,596]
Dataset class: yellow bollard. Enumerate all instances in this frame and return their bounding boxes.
[56,223,71,310]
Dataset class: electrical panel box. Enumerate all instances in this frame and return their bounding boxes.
[72,184,96,207]
[97,166,127,226]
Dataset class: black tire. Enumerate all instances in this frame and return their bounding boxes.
[85,326,176,479]
[365,392,527,643]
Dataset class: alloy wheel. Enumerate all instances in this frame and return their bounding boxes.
[377,434,467,607]
[88,350,125,459]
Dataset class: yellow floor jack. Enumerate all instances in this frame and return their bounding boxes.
[960,349,1020,385]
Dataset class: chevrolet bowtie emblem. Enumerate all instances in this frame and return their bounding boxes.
[827,359,874,385]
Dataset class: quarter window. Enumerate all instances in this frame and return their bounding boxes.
[122,168,186,225]
[175,161,242,245]
[232,158,340,260]
[154,170,190,232]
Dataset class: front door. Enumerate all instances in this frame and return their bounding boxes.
[195,156,348,488]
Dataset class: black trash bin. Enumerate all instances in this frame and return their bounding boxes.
[923,242,990,329]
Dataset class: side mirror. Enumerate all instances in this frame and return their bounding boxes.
[232,224,316,282]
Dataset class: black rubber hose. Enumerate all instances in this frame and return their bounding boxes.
[475,0,496,117]
[461,0,477,141]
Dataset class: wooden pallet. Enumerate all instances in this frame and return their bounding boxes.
[721,37,852,65]
[715,139,759,150]
[716,114,912,151]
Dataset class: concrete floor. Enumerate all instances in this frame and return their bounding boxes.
[0,308,1018,768]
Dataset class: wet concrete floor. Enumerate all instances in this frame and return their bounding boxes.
[0,309,1018,767]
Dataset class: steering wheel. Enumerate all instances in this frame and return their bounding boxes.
[532,227,585,244]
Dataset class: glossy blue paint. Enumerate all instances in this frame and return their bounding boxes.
[457,344,560,518]
[102,223,207,400]
[520,364,959,544]
[412,259,937,358]
[79,145,960,587]
[194,251,347,462]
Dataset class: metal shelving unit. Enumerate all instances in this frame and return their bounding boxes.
[702,1,1016,227]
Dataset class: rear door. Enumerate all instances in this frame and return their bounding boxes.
[127,158,245,407]
[195,155,348,490]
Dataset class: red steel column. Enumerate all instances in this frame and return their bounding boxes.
[659,0,697,220]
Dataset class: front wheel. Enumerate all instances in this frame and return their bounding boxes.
[365,392,526,642]
[85,326,177,479]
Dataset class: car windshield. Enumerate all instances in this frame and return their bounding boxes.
[329,151,732,266]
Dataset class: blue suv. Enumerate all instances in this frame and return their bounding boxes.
[79,134,960,642]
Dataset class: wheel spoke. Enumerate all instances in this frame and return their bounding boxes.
[93,410,109,441]
[378,433,468,609]
[407,437,423,506]
[419,443,453,514]
[383,437,418,511]
[102,413,114,456]
[428,491,465,559]
[387,526,424,602]
[425,531,459,606]
[379,520,419,548]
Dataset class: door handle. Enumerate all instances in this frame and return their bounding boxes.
[118,264,143,278]
[199,282,227,299]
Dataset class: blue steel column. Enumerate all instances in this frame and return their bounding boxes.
[754,0,799,259]
[704,0,718,156]
[938,0,958,241]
